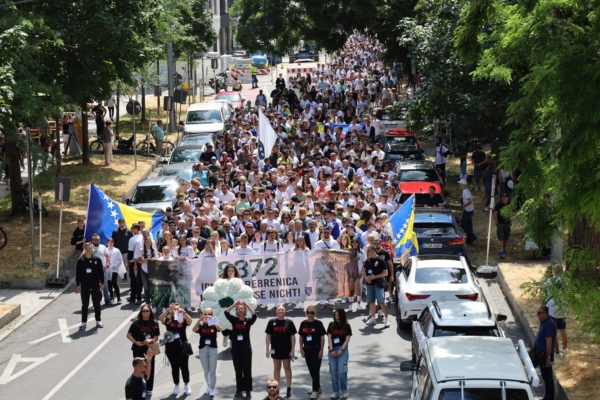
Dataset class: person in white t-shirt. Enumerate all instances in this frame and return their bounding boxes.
[459,179,477,244]
[313,226,340,250]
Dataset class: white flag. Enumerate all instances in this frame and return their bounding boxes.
[258,108,276,159]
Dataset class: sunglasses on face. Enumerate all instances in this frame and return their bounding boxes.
[306,311,315,315]
[267,386,279,390]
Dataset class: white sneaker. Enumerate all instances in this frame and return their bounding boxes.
[356,302,364,311]
[223,335,229,348]
[377,309,384,318]
[366,316,376,325]
[184,384,191,395]
[172,385,180,396]
[384,317,390,327]
[209,388,216,397]
[79,322,86,330]
[96,321,103,328]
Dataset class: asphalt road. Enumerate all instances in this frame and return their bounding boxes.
[0,281,411,400]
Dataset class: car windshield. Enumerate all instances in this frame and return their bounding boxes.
[186,110,222,124]
[159,169,192,182]
[217,93,241,102]
[170,149,202,163]
[131,185,175,203]
[414,223,455,236]
[439,388,529,400]
[399,169,439,182]
[415,267,468,284]
[433,326,500,337]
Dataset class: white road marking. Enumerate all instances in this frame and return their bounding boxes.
[29,318,93,344]
[57,319,71,343]
[41,311,138,400]
[0,353,58,385]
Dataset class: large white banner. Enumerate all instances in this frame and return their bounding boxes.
[148,249,360,307]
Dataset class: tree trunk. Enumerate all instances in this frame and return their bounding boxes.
[81,104,90,165]
[116,87,120,137]
[6,131,26,215]
[566,218,600,281]
[141,82,146,122]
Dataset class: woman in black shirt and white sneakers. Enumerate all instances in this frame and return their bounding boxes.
[265,305,298,398]
[225,300,257,399]
[299,305,326,400]
[193,307,222,397]
[159,303,193,397]
[327,309,352,400]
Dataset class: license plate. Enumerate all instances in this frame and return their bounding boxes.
[423,243,443,249]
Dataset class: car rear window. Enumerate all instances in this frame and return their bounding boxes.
[414,223,455,236]
[399,169,438,182]
[132,186,175,203]
[439,388,529,400]
[415,267,468,284]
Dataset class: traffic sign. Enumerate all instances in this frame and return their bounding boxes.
[174,73,183,86]
[126,100,141,116]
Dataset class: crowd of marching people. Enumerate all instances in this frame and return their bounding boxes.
[74,33,411,400]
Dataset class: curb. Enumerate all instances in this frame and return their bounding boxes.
[497,265,569,400]
[0,304,21,330]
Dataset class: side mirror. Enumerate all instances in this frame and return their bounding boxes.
[125,198,131,205]
[400,360,418,372]
[496,314,508,322]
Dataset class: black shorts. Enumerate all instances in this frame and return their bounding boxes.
[552,317,566,330]
[271,347,292,360]
[496,223,511,241]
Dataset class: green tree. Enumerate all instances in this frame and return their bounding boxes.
[394,0,516,151]
[22,0,165,164]
[457,0,600,339]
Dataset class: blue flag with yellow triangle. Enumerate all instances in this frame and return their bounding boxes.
[390,194,419,262]
[85,184,163,244]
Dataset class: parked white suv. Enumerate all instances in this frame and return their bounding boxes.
[411,300,507,361]
[396,255,483,325]
[184,102,226,135]
[401,336,538,400]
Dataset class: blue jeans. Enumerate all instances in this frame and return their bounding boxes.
[329,346,349,396]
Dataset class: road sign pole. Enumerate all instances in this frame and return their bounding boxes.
[55,183,63,278]
[133,89,138,170]
[38,193,42,259]
[25,127,36,267]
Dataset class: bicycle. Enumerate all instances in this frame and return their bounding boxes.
[136,134,175,157]
[0,226,7,250]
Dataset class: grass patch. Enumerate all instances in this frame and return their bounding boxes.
[0,155,157,280]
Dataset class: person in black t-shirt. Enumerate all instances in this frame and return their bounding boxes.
[125,353,154,400]
[327,309,352,400]
[363,245,390,327]
[424,185,443,207]
[127,305,160,397]
[298,305,326,399]
[75,242,104,330]
[193,307,222,397]
[225,300,258,398]
[70,219,86,251]
[265,305,297,399]
[159,303,193,396]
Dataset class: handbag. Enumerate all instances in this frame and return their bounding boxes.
[149,341,161,355]
[181,340,193,356]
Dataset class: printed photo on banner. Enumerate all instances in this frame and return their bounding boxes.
[147,249,359,306]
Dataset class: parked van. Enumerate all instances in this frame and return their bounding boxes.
[400,336,538,400]
[183,102,226,135]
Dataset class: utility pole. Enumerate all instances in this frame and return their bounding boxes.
[166,43,176,133]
